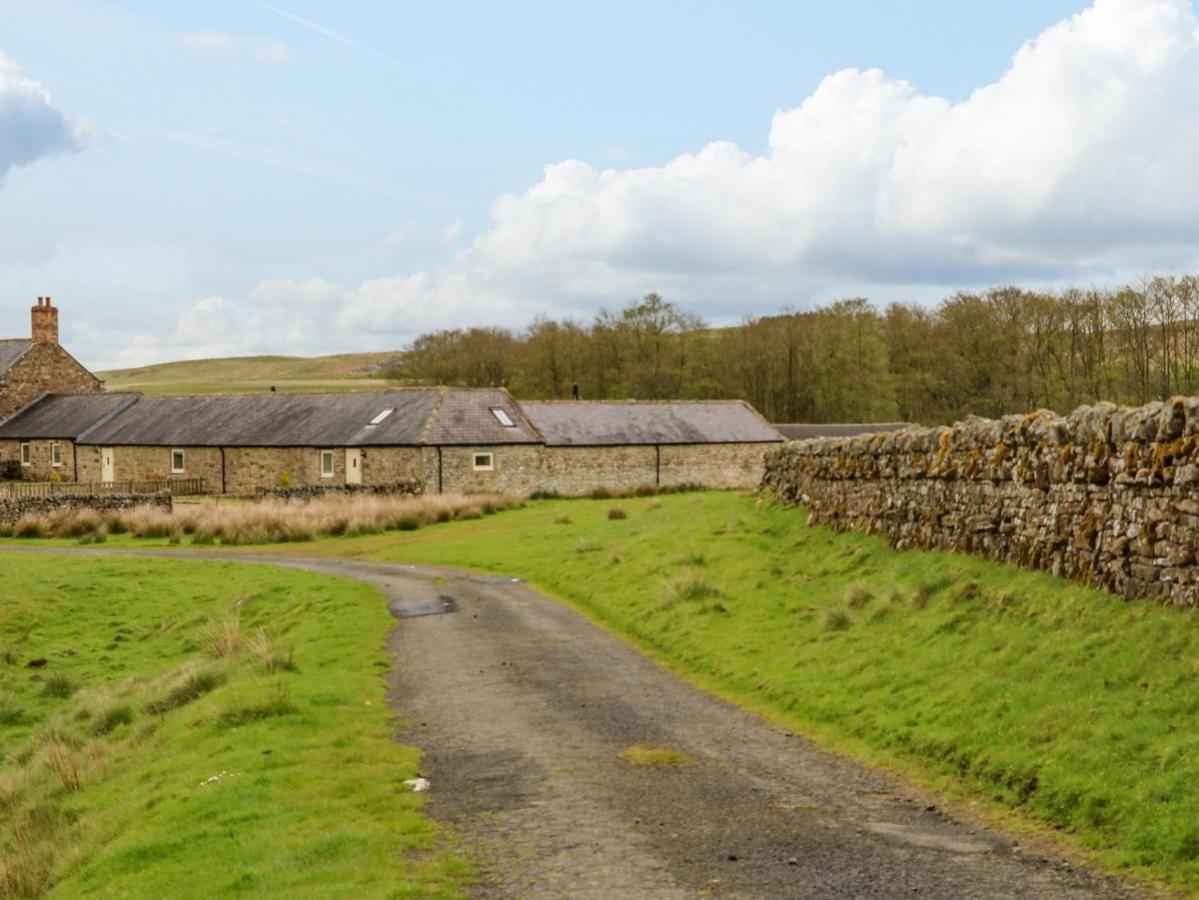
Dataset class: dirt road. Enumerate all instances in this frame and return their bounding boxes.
[3,548,1134,898]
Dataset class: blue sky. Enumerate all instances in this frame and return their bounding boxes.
[2,0,1197,368]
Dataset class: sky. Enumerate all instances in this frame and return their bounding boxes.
[2,0,1198,370]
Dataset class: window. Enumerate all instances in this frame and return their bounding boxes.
[50,442,62,468]
[19,443,30,466]
[472,452,494,471]
[171,449,186,474]
[368,408,394,427]
[320,450,335,478]
[490,407,515,427]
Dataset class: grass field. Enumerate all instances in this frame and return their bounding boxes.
[239,490,1199,893]
[0,555,468,898]
[97,352,401,395]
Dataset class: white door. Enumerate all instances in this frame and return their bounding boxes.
[346,449,362,485]
[101,448,114,483]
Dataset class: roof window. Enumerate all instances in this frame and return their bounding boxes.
[491,407,516,427]
[367,408,395,427]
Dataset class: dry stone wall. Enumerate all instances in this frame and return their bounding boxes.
[762,398,1199,607]
[0,491,172,526]
[254,481,423,501]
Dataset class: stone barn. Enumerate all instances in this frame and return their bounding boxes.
[519,400,782,494]
[0,298,102,422]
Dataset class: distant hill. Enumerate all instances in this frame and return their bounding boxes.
[97,352,403,395]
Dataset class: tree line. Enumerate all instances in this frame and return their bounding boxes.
[385,276,1199,425]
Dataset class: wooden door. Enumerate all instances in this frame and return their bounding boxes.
[101,448,114,483]
[346,449,362,485]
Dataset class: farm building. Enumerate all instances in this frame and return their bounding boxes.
[522,401,782,494]
[0,298,102,422]
[0,391,781,495]
[0,300,783,495]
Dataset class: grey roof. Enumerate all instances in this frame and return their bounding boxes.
[78,390,443,447]
[425,389,540,445]
[0,339,33,376]
[774,423,911,441]
[0,393,140,439]
[522,401,782,446]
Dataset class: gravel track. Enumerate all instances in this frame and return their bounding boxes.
[2,547,1138,899]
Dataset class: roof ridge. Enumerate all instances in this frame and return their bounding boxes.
[419,386,448,443]
[76,393,144,442]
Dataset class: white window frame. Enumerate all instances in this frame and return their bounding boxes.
[50,442,62,468]
[472,452,494,472]
[320,449,335,478]
[490,407,516,428]
[19,443,30,466]
[171,449,186,474]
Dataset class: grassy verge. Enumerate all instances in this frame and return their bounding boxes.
[0,555,468,898]
[271,490,1199,892]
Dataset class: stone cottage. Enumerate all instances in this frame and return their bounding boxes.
[0,299,783,495]
[0,389,782,496]
[0,297,102,422]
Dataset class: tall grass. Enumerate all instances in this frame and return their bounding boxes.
[0,493,519,546]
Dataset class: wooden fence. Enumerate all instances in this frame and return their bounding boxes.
[0,477,208,498]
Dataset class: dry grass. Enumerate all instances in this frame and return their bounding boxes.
[246,628,296,674]
[0,492,520,546]
[845,584,873,609]
[203,609,242,658]
[42,741,81,793]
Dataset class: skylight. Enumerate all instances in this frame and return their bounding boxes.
[368,408,395,426]
[491,407,516,427]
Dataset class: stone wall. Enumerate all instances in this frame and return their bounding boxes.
[536,446,658,496]
[254,481,423,501]
[0,439,77,481]
[660,443,769,489]
[761,398,1199,607]
[84,446,223,490]
[0,342,102,422]
[427,443,774,497]
[0,491,172,526]
[436,445,550,496]
[29,440,775,498]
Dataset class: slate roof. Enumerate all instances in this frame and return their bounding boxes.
[773,423,911,441]
[78,390,443,447]
[0,339,33,376]
[521,401,782,446]
[1,388,784,448]
[424,388,540,445]
[0,393,140,439]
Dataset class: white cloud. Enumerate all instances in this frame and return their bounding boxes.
[179,31,235,51]
[179,30,291,64]
[441,220,463,244]
[118,0,1199,364]
[254,40,292,64]
[382,226,409,247]
[0,51,88,183]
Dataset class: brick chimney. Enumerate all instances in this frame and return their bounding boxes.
[31,296,59,344]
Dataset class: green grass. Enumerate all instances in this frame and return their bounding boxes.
[0,556,467,898]
[98,352,402,396]
[275,490,1199,892]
